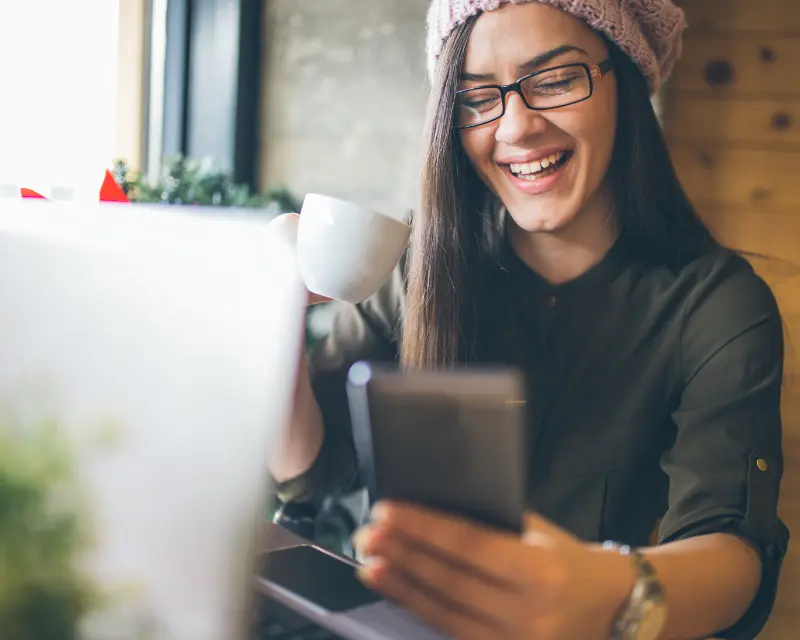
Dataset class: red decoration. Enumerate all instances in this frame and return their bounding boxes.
[99,169,129,203]
[20,169,130,204]
[20,188,47,199]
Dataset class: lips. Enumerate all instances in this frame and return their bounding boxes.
[500,149,574,195]
[497,146,572,166]
[509,150,570,178]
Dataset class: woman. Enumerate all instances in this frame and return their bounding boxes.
[270,1,789,638]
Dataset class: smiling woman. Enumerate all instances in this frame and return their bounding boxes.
[271,2,790,639]
[456,11,619,240]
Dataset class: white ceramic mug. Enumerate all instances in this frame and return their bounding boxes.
[293,194,411,304]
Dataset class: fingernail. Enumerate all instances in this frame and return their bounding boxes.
[352,526,372,551]
[358,557,385,584]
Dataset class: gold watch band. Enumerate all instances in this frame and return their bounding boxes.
[603,542,668,640]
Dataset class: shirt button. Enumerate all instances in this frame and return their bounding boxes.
[544,295,557,308]
[756,458,769,472]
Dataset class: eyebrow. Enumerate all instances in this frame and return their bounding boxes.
[459,44,589,82]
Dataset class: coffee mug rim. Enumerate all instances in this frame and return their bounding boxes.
[301,192,411,230]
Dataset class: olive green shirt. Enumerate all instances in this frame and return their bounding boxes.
[278,238,789,640]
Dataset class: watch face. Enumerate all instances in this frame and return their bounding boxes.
[636,603,668,640]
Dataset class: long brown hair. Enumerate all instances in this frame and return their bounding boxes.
[402,18,488,370]
[401,18,718,371]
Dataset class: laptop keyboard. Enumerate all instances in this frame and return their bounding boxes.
[252,594,345,640]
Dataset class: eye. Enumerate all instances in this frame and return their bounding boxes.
[456,90,502,113]
[533,74,582,94]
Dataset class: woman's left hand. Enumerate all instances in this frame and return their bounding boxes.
[352,501,631,640]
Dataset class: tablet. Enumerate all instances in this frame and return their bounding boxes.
[259,545,381,612]
[346,362,528,533]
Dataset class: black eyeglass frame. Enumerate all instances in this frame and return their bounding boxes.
[454,59,615,130]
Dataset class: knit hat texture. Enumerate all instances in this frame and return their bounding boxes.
[426,0,686,94]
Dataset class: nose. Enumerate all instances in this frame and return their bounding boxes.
[495,91,547,145]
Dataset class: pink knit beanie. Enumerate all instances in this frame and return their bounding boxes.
[426,0,686,94]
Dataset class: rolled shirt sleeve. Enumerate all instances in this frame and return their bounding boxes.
[275,262,405,504]
[659,256,790,639]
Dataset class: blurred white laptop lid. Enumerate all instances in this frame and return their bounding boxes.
[0,200,306,639]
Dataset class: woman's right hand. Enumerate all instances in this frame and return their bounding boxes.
[266,212,329,483]
[265,212,332,307]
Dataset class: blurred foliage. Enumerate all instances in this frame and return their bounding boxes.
[112,156,302,213]
[0,416,99,640]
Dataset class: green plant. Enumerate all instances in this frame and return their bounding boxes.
[0,416,100,640]
[112,157,302,212]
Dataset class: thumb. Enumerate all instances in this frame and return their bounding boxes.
[266,214,332,306]
[265,212,300,242]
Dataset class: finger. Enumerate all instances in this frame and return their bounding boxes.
[359,558,507,640]
[355,524,525,628]
[265,212,300,239]
[264,214,333,307]
[370,502,526,582]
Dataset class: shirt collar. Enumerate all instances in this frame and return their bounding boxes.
[500,231,632,297]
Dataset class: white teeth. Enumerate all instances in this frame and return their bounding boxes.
[509,151,567,177]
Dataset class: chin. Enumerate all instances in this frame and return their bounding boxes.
[488,157,589,235]
[505,197,583,234]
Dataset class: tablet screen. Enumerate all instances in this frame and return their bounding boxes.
[259,546,382,612]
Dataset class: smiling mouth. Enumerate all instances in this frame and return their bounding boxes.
[507,150,573,181]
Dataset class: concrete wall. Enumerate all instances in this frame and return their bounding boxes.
[259,0,430,218]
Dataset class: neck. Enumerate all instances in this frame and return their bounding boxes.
[508,188,620,286]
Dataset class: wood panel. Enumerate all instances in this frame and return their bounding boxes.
[697,206,800,378]
[667,5,800,634]
[671,146,800,209]
[675,0,800,34]
[671,36,800,96]
[760,618,800,640]
[782,388,800,426]
[697,206,800,266]
[664,97,800,147]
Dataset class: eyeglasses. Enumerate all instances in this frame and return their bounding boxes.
[454,60,614,130]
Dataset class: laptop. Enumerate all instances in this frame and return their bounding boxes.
[0,198,447,639]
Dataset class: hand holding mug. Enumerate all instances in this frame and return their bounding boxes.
[265,213,331,306]
[266,195,411,306]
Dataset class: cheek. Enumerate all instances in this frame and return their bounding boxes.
[564,106,616,179]
[460,129,496,174]
[585,97,617,163]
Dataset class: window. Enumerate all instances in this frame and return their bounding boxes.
[0,1,121,199]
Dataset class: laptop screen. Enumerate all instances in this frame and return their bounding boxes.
[0,200,306,639]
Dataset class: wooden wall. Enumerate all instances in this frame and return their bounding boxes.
[664,2,800,637]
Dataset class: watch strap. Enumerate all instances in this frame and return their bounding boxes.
[604,542,668,640]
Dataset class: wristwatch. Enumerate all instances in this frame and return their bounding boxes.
[603,542,668,640]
